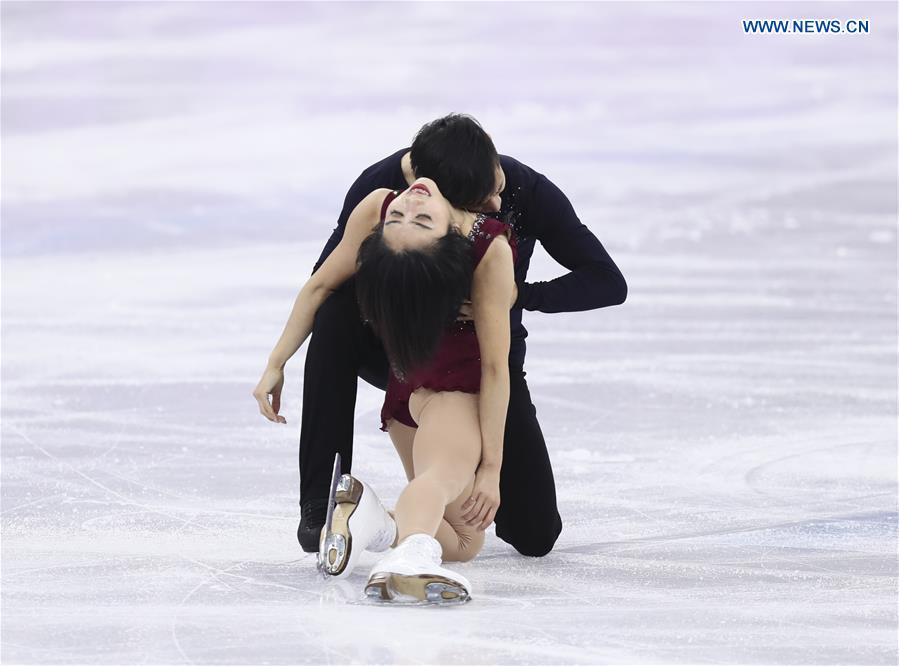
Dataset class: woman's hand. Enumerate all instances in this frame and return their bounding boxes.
[252,366,287,424]
[460,462,501,530]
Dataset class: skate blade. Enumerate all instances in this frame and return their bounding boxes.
[319,475,364,577]
[317,454,342,576]
[364,572,470,605]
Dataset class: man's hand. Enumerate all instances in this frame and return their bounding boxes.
[456,300,474,321]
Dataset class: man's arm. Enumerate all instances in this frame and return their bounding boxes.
[514,174,627,313]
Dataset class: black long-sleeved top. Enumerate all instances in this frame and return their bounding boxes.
[313,148,627,369]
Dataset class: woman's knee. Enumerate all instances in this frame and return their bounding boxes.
[440,480,484,562]
[443,522,485,562]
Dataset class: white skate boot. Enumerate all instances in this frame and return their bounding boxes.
[318,474,396,578]
[364,533,471,604]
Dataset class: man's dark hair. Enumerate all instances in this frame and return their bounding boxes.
[356,225,473,379]
[410,113,499,209]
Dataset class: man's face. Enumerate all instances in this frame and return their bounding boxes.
[472,164,506,213]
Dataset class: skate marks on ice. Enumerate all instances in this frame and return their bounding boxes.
[3,234,897,663]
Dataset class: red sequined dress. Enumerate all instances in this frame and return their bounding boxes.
[375,190,519,431]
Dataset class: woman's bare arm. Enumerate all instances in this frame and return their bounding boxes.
[264,188,391,371]
[471,236,515,468]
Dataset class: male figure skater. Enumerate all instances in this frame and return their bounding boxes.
[292,114,626,557]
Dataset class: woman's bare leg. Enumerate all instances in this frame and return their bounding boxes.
[388,421,417,483]
[389,418,484,560]
[387,391,485,562]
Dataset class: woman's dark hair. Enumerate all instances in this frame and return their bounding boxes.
[410,113,499,209]
[356,225,473,379]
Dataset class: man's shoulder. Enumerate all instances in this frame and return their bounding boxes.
[500,154,575,201]
[498,154,539,183]
[352,147,408,189]
[496,154,578,239]
[336,147,407,226]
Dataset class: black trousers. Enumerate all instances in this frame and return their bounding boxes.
[299,279,563,557]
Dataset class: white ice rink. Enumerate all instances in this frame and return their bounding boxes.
[2,3,897,664]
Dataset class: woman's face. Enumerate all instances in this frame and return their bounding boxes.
[382,177,455,251]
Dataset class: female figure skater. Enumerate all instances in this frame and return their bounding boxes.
[253,176,515,604]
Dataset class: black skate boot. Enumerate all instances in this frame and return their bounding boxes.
[297,498,328,553]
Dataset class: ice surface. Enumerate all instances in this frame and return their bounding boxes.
[2,2,897,664]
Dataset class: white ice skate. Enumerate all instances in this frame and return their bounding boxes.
[364,533,472,604]
[318,473,396,578]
